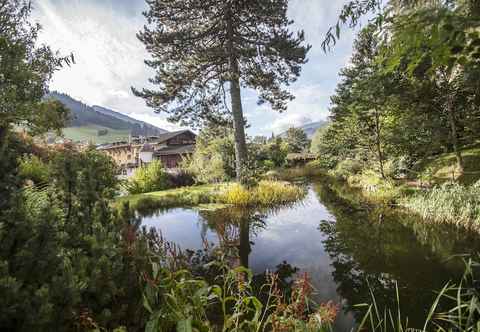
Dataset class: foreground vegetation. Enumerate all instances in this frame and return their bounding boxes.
[405,182,480,231]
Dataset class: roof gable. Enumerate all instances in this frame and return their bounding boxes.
[150,130,196,144]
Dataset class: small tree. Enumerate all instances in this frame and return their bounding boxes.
[183,129,236,183]
[285,127,309,153]
[134,0,310,183]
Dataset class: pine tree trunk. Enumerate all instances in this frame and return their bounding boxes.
[446,93,464,176]
[229,78,248,184]
[226,10,248,184]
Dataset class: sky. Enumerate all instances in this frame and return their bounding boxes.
[32,0,361,136]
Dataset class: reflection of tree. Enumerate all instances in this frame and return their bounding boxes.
[198,207,300,308]
[198,207,266,269]
[313,180,468,327]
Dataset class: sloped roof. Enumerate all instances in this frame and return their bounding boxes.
[150,130,196,144]
[154,144,195,156]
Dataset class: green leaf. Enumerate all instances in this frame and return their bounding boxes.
[143,293,153,314]
[177,318,193,332]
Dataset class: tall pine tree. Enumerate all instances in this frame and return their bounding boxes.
[133,0,310,182]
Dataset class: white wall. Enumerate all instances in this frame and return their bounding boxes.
[139,151,153,164]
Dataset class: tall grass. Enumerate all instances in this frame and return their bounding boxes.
[404,181,480,230]
[220,180,306,207]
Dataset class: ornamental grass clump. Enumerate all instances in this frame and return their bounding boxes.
[221,183,252,206]
[255,180,305,206]
[220,181,306,207]
[404,181,480,230]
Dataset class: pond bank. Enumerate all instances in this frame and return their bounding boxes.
[315,169,480,232]
[116,180,307,210]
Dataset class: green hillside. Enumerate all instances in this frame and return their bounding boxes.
[47,92,167,140]
[415,145,480,185]
[63,125,131,144]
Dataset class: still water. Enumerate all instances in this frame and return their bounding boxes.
[139,178,480,330]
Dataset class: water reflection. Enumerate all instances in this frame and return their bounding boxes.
[137,178,480,330]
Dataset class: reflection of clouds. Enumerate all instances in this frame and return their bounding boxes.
[141,209,219,250]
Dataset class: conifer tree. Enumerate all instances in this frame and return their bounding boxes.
[134,0,310,182]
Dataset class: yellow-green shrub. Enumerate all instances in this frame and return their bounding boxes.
[126,160,169,194]
[220,181,305,207]
[220,183,252,206]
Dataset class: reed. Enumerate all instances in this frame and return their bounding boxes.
[404,181,480,230]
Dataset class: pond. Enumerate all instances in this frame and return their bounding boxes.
[138,178,480,330]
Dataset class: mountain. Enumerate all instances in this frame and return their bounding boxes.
[280,120,328,139]
[48,92,167,143]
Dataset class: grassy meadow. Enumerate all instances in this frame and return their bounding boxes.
[63,125,131,144]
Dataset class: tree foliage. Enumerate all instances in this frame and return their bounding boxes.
[0,0,71,138]
[319,2,480,179]
[126,160,170,194]
[284,127,309,153]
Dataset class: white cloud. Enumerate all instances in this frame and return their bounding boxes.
[268,114,313,134]
[33,0,360,135]
[126,113,185,132]
[32,0,156,114]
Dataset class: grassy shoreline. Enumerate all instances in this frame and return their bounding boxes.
[115,183,228,209]
[320,169,480,231]
[116,180,306,211]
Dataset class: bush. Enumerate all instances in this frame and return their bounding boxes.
[384,156,412,179]
[262,159,276,170]
[97,129,108,136]
[166,169,195,188]
[331,158,363,179]
[126,160,169,194]
[18,155,49,184]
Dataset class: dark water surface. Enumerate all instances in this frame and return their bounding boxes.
[139,178,480,331]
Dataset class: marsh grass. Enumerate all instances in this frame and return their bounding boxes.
[404,181,480,230]
[117,180,306,212]
[219,180,306,207]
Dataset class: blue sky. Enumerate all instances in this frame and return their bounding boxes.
[33,0,361,135]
